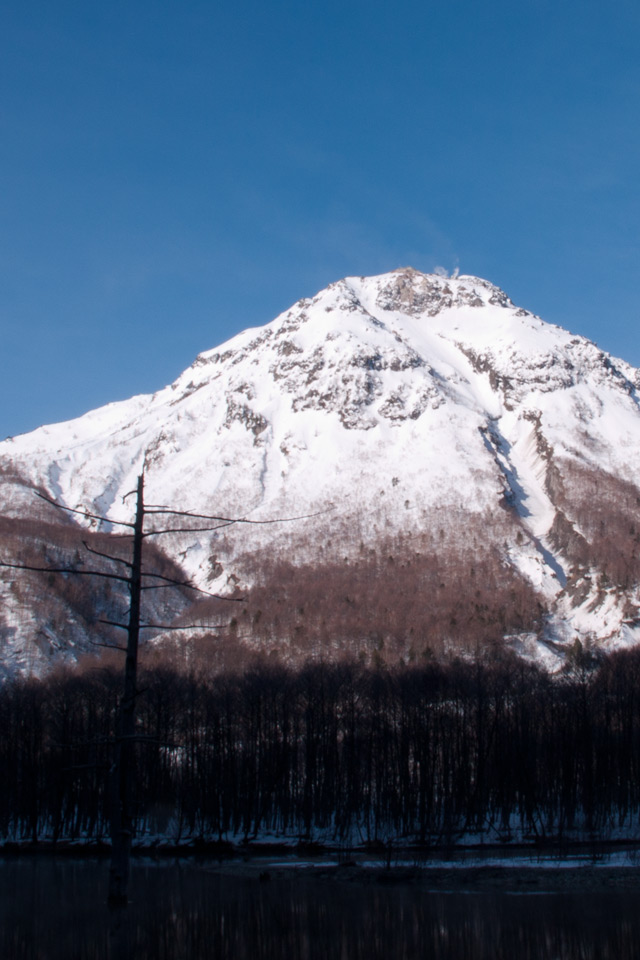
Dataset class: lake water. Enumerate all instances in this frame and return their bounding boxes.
[2,857,640,959]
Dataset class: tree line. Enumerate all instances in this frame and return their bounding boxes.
[3,647,640,846]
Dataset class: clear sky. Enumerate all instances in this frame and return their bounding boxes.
[2,0,639,439]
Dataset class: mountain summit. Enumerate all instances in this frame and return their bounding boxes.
[3,268,640,675]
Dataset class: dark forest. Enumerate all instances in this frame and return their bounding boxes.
[3,647,640,848]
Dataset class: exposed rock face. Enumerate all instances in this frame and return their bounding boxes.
[2,267,640,675]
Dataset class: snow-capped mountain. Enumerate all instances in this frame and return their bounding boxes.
[3,267,640,675]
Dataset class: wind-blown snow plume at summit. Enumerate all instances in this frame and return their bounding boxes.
[2,268,640,676]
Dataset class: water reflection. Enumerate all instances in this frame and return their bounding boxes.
[2,858,640,959]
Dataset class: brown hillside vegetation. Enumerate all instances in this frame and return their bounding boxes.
[180,509,543,668]
[7,462,640,673]
[548,460,640,592]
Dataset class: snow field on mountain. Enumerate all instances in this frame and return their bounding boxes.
[4,268,640,671]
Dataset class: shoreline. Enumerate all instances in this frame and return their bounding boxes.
[3,835,640,856]
[3,838,640,891]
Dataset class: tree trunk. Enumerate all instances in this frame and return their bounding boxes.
[108,474,144,905]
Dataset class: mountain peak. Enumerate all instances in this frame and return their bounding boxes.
[344,268,517,317]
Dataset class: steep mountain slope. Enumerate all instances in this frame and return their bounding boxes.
[3,268,640,675]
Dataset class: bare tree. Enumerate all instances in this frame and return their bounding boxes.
[0,472,312,904]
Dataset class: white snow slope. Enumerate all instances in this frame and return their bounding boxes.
[3,268,640,673]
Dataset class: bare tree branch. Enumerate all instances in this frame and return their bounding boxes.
[0,560,130,583]
[138,622,223,631]
[99,615,214,633]
[35,490,135,528]
[143,521,237,537]
[89,638,128,652]
[144,505,326,525]
[0,555,242,600]
[138,583,184,592]
[137,569,245,600]
[96,619,129,631]
[83,541,133,568]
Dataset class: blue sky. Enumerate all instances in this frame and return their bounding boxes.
[2,0,639,438]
